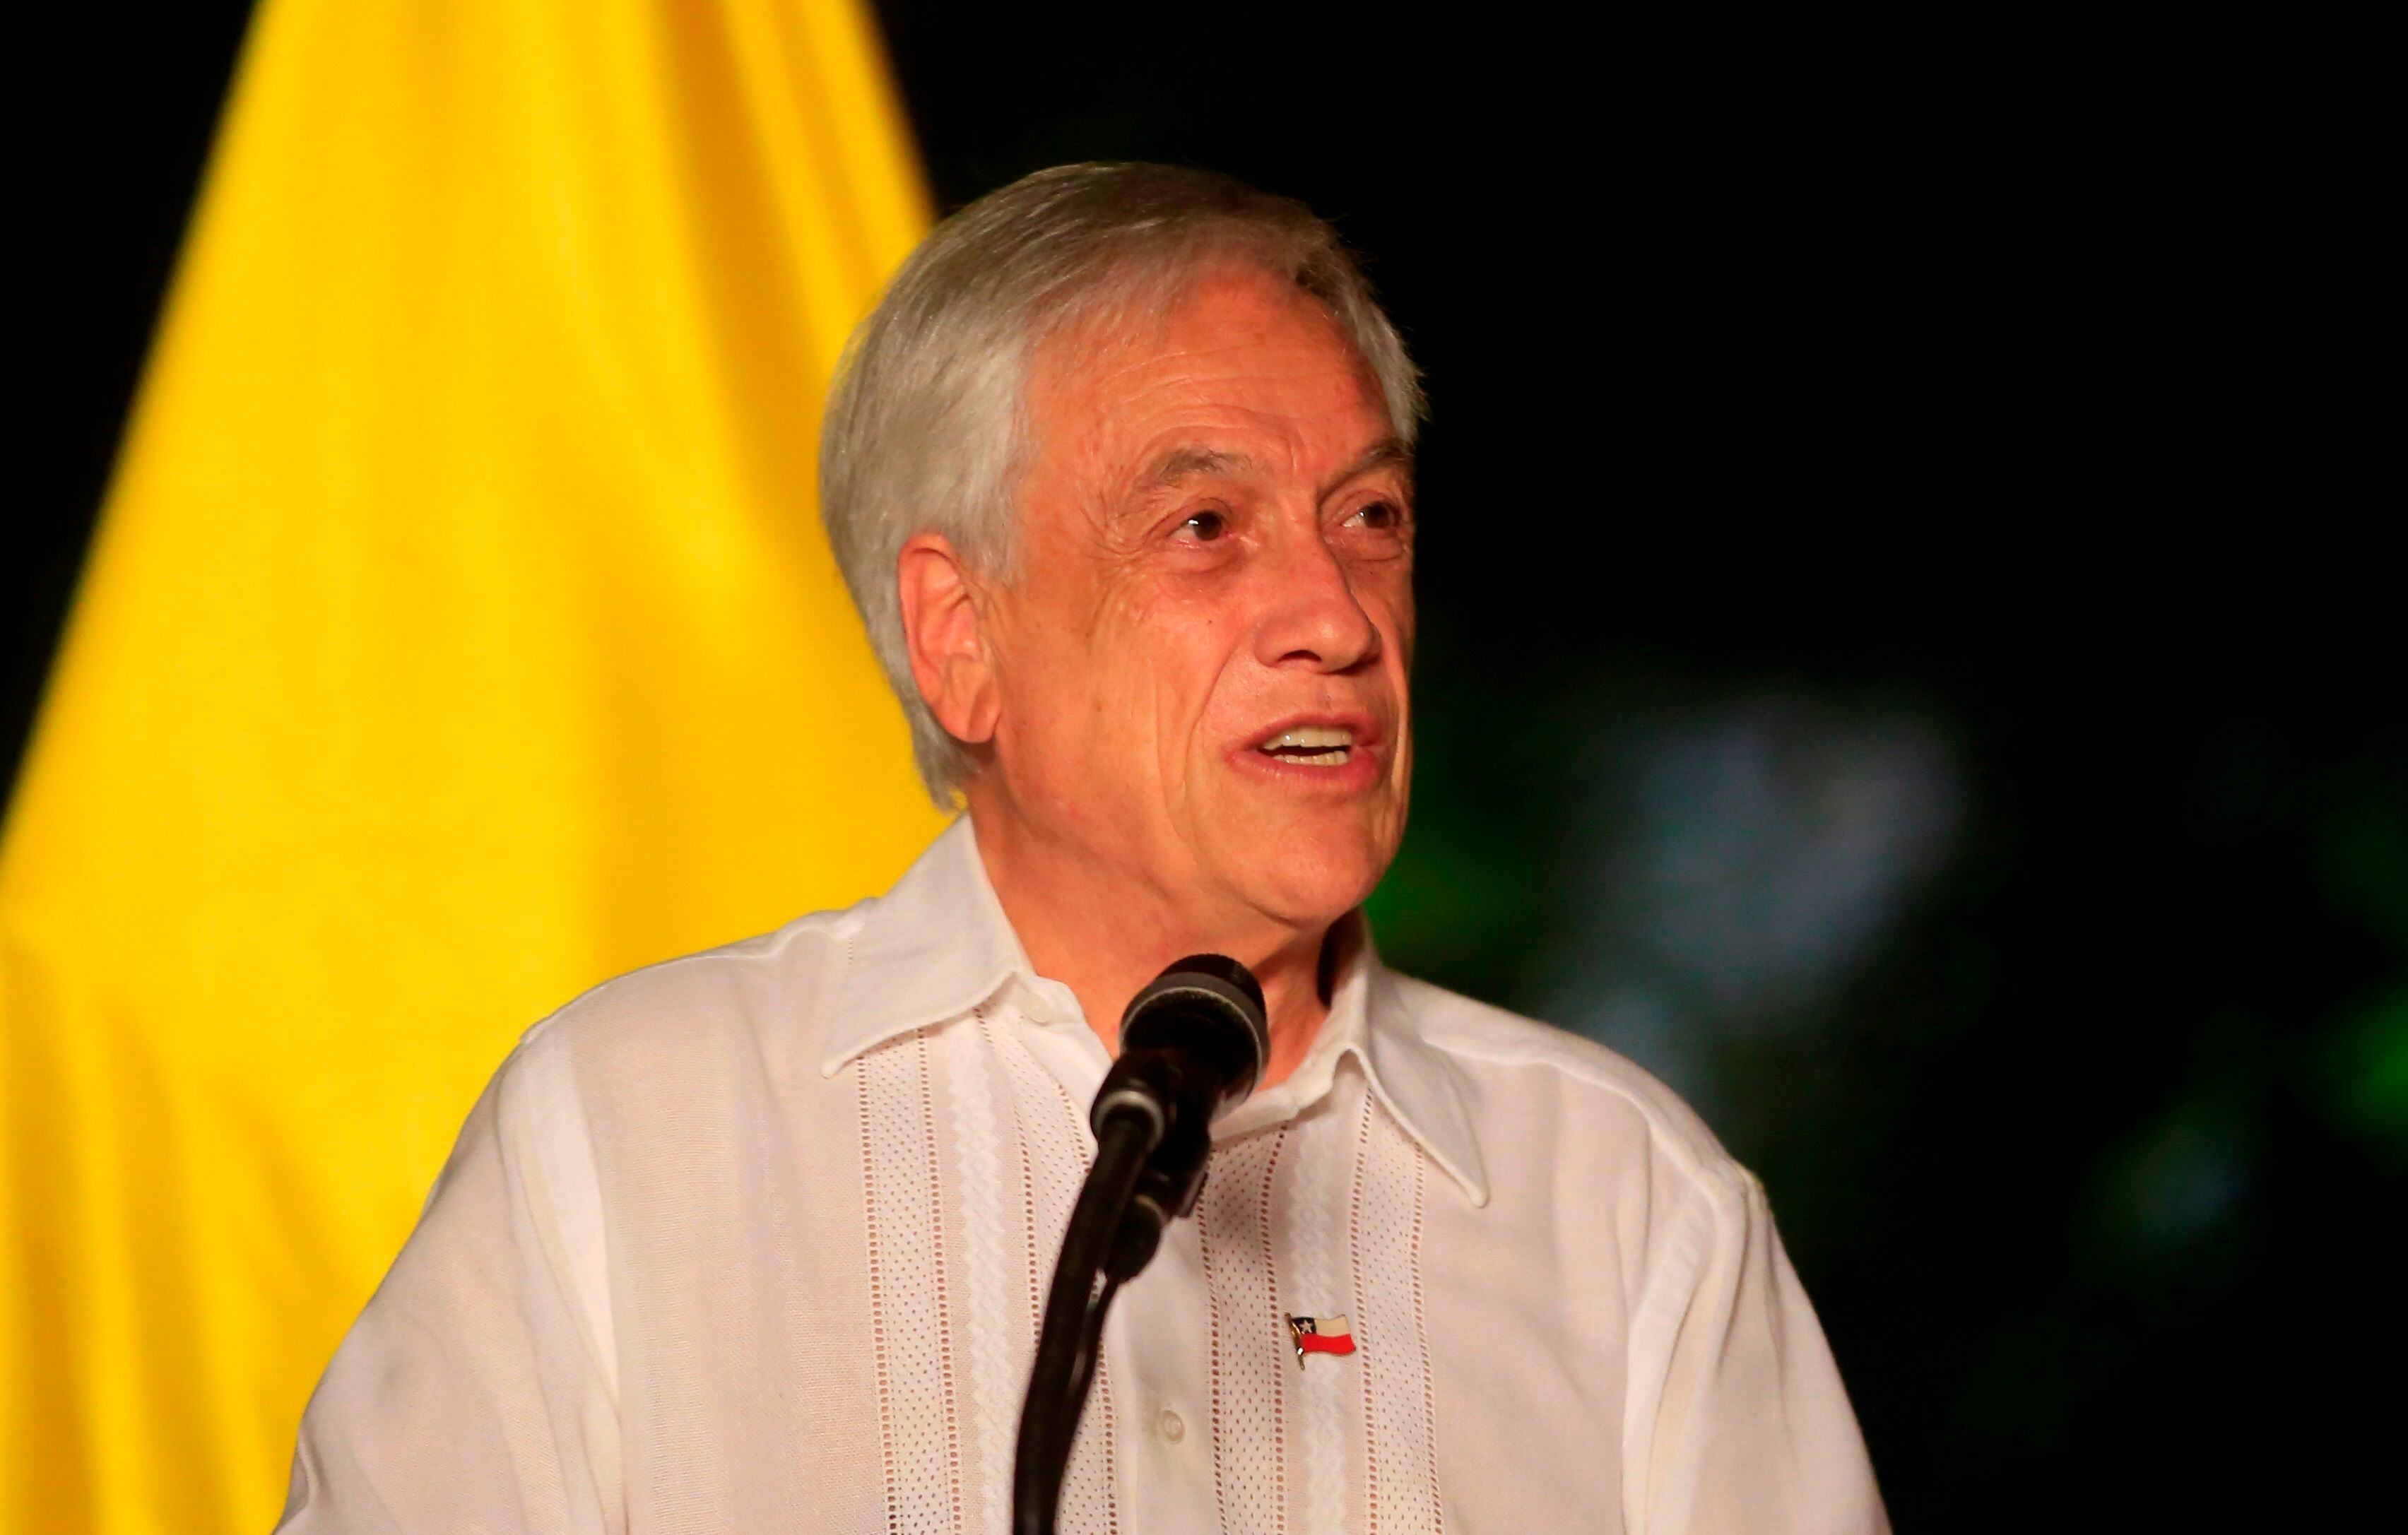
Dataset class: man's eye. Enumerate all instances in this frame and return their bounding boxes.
[1348,499,1403,531]
[1179,510,1228,542]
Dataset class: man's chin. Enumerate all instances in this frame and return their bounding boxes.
[1221,836,1393,934]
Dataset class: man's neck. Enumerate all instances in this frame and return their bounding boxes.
[965,810,1331,1089]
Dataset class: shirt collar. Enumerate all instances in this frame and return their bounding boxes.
[820,817,1037,1072]
[820,817,1489,1207]
[1215,911,1489,1207]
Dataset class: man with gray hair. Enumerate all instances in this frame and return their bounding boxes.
[281,164,1886,1533]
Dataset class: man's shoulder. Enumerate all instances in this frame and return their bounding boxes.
[514,902,863,1067]
[1386,970,1749,1197]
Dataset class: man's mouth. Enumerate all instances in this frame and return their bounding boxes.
[1256,725,1355,767]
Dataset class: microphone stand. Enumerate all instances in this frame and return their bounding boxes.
[1012,1113,1150,1535]
[1013,1096,1215,1535]
[1012,956,1261,1535]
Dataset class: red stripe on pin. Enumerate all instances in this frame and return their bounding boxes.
[1287,1313,1356,1365]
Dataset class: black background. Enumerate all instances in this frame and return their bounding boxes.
[16,4,2402,1526]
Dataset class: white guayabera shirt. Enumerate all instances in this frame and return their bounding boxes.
[281,819,1888,1534]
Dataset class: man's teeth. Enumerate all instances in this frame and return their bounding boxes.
[1260,726,1354,766]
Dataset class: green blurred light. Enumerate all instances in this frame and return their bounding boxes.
[2327,983,2408,1166]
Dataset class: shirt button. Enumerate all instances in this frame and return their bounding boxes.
[1157,1407,1186,1442]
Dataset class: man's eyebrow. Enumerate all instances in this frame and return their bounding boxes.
[1138,447,1258,490]
[1131,439,1415,497]
[1321,438,1415,499]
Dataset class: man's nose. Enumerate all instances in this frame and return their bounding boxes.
[1250,525,1380,673]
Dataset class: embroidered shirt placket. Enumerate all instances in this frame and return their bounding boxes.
[856,1028,965,1534]
[1352,1094,1444,1534]
[996,1012,1121,1534]
[1283,1097,1353,1532]
[1201,1127,1292,1533]
[942,1013,1020,1535]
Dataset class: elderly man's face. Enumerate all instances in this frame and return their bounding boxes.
[977,266,1415,933]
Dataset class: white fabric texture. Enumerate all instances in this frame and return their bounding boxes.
[278,818,1887,1533]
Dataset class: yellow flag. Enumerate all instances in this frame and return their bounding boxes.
[0,1,942,1529]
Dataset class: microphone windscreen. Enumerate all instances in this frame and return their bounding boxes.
[1118,954,1270,1103]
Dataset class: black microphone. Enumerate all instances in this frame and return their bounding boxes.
[1014,954,1270,1535]
[1088,954,1270,1272]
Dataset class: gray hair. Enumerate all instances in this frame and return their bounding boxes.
[818,162,1424,802]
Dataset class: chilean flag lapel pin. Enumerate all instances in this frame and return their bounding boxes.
[1286,1313,1356,1366]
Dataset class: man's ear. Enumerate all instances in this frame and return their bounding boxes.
[896,533,1001,747]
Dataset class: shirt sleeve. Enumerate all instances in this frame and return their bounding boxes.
[1630,1166,1889,1535]
[276,1032,622,1534]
